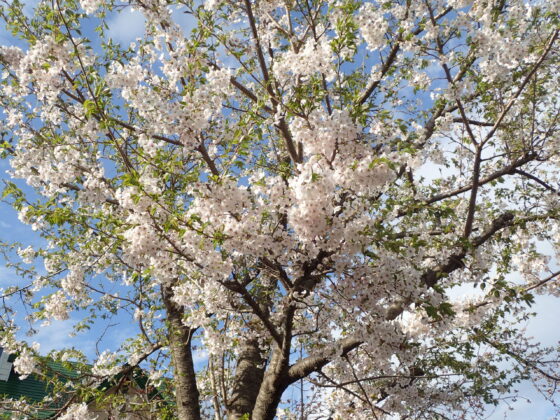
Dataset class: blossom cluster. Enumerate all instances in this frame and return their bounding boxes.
[0,0,558,417]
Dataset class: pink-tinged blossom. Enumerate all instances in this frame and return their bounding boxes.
[17,246,35,264]
[92,351,120,377]
[357,3,388,51]
[0,0,558,418]
[59,403,96,420]
[13,344,39,380]
[273,37,335,84]
[43,291,70,322]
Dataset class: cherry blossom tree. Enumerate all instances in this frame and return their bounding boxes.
[0,0,559,418]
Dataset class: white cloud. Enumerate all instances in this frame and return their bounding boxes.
[105,5,196,46]
[30,319,94,358]
[106,9,146,46]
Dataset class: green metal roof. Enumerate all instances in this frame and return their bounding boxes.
[0,355,169,419]
[0,370,50,403]
[0,371,58,419]
[0,356,81,419]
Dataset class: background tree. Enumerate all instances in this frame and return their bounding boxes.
[0,0,559,418]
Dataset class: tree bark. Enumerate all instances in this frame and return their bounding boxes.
[162,286,201,420]
[226,338,266,419]
[251,347,290,420]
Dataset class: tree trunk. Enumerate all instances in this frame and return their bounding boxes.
[226,338,266,419]
[251,347,289,420]
[163,286,201,420]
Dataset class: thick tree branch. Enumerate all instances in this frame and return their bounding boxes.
[463,146,482,237]
[423,211,515,288]
[286,336,363,384]
[162,286,201,420]
[513,169,560,195]
[291,211,518,380]
[221,280,283,345]
[525,270,560,293]
[396,152,537,220]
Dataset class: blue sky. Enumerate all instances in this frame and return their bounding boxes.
[0,2,559,418]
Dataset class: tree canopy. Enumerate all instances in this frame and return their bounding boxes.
[0,0,559,418]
